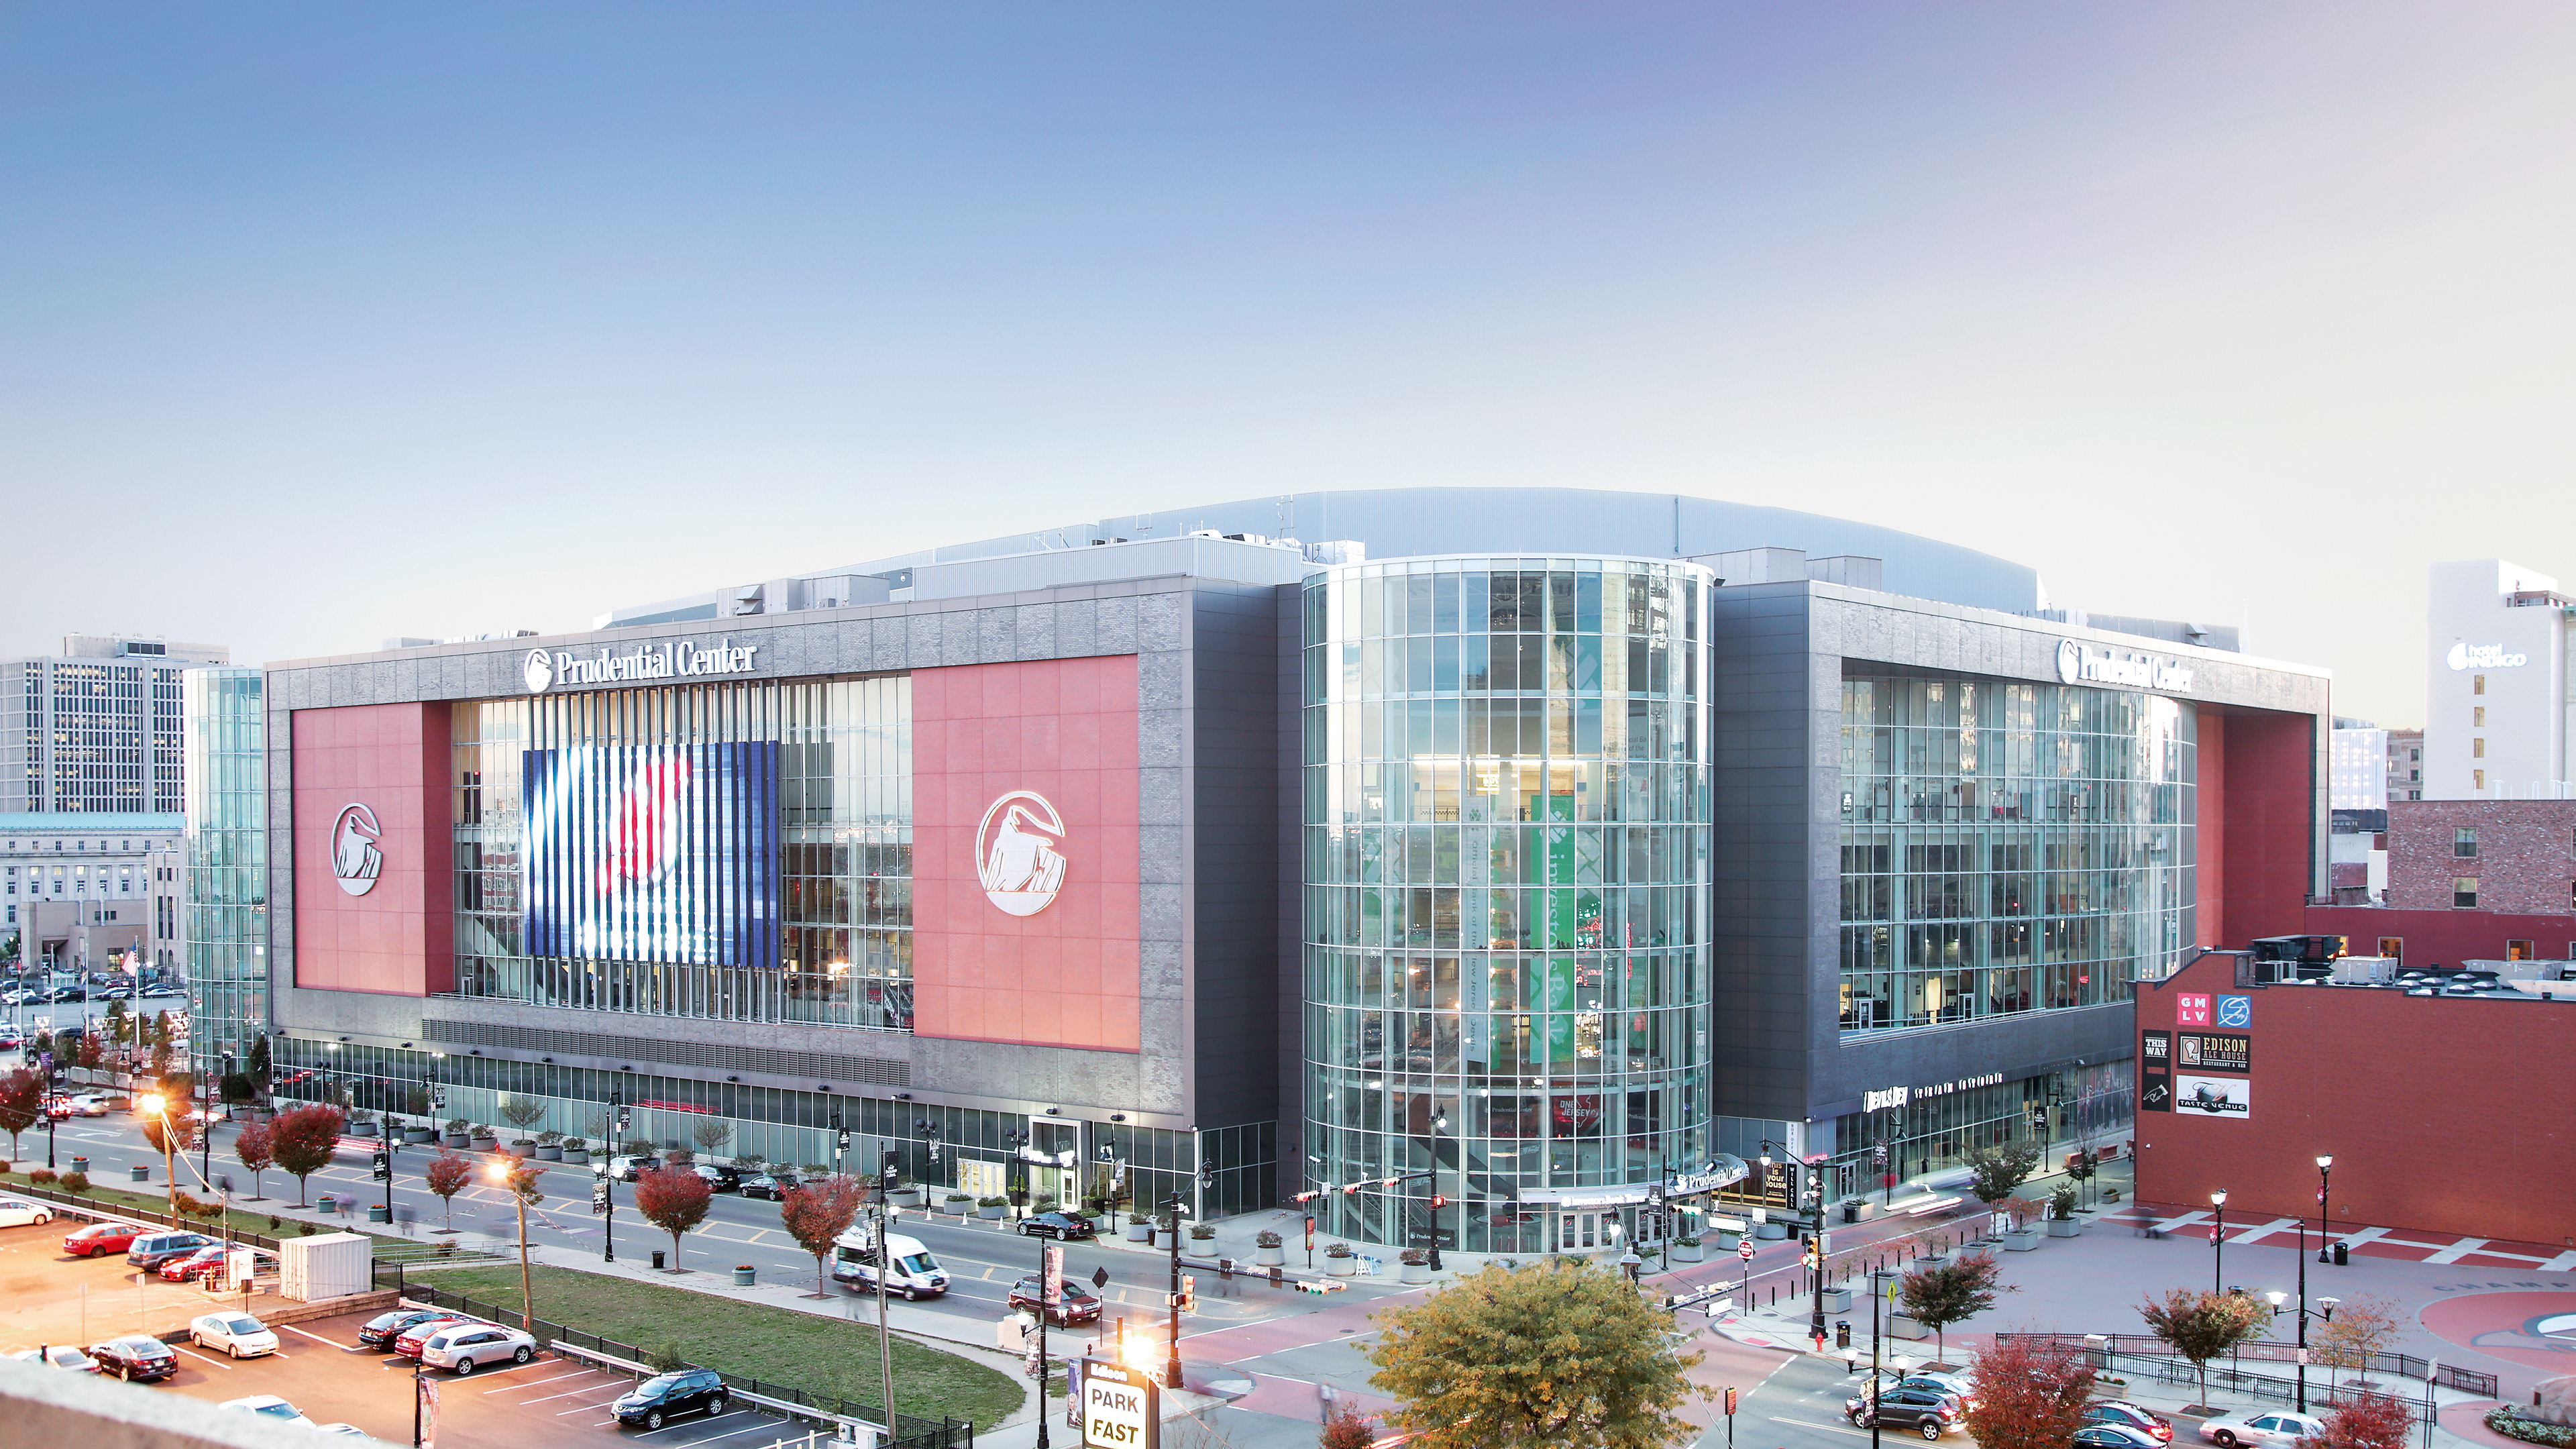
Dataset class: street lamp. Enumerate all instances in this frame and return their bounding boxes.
[1161,1188,1186,1391]
[1427,1114,1451,1271]
[2264,1289,2339,1413]
[138,1092,178,1228]
[1618,1246,1643,1285]
[2210,1190,2229,1294]
[2314,1156,2333,1264]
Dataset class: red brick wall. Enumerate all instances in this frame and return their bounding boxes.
[2220,711,2315,941]
[2383,800,2576,914]
[2200,714,2229,947]
[2303,905,2576,968]
[2132,952,2576,1246]
[291,703,453,996]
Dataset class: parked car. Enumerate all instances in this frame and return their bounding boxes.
[219,1396,315,1428]
[160,1244,233,1281]
[189,1311,281,1359]
[2085,1402,2174,1442]
[64,1222,145,1258]
[68,1093,111,1116]
[1008,1275,1103,1326]
[359,1308,456,1348]
[2080,1426,2169,1449]
[735,1172,798,1200]
[46,985,87,1002]
[688,1163,741,1192]
[612,1368,731,1430]
[394,1316,486,1360]
[418,1321,537,1375]
[1016,1211,1097,1241]
[127,1231,218,1270]
[0,1197,58,1228]
[1847,1387,1965,1439]
[1904,1370,1978,1405]
[87,1334,180,1383]
[99,986,133,1001]
[9,1345,98,1372]
[140,985,184,999]
[599,1155,658,1182]
[2199,1412,2325,1448]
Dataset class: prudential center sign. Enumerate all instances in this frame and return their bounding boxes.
[523,639,761,694]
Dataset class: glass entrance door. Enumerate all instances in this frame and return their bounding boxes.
[1554,1211,1603,1251]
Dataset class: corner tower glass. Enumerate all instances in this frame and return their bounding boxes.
[1301,557,1714,1254]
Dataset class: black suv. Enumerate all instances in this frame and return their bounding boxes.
[735,1173,796,1200]
[1846,1388,1963,1440]
[127,1232,217,1271]
[358,1308,453,1349]
[87,1335,178,1382]
[614,1369,730,1430]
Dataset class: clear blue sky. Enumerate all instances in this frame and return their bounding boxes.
[5,3,2569,726]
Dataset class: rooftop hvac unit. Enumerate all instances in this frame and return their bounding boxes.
[2330,956,2396,984]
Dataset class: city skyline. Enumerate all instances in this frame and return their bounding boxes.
[6,3,2571,727]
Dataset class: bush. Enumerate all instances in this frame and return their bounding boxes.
[645,1342,686,1373]
[1189,1222,1216,1238]
[1675,1235,1701,1247]
[443,1119,470,1134]
[2050,1184,2080,1220]
[1128,1213,1150,1226]
[563,1137,587,1152]
[2485,1410,2576,1449]
[1323,1241,1354,1258]
[28,1168,57,1185]
[58,1171,89,1194]
[1399,1248,1428,1266]
[1256,1230,1283,1248]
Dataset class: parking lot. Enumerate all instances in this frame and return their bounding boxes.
[1,1219,826,1448]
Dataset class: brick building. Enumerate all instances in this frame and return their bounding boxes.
[2380,799,2576,915]
[2132,949,2576,1248]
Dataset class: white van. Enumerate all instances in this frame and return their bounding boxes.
[831,1230,949,1299]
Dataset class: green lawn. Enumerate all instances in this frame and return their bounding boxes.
[408,1262,1023,1431]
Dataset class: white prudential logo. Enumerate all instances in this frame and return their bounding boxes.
[523,649,555,693]
[2447,641,2527,670]
[331,803,384,897]
[976,790,1067,917]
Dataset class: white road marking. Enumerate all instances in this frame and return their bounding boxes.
[2422,1238,2491,1265]
[1770,1415,1871,1438]
[483,1367,596,1394]
[174,1344,235,1369]
[686,1419,791,1444]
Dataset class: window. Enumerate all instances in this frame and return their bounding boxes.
[2375,936,2402,965]
[2473,738,2485,758]
[2475,674,2487,695]
[2507,940,2534,961]
[2475,769,2487,790]
[2455,877,2479,908]
[2474,708,2486,727]
[2455,827,2479,858]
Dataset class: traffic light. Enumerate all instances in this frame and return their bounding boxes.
[1179,1275,1196,1313]
[1835,1320,1853,1350]
[1800,1237,1819,1270]
[611,1089,629,1132]
[1342,1181,1363,1195]
[1428,1194,1448,1210]
[370,1150,391,1183]
[1291,1188,1324,1203]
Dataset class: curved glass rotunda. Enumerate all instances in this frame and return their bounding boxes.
[1300,556,1715,1254]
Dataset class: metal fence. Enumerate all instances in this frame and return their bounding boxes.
[0,1177,503,1265]
[1996,1332,2500,1398]
[384,1269,972,1449]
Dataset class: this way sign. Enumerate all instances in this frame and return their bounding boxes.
[1081,1358,1159,1449]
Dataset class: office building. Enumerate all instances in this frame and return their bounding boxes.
[2386,728,2423,802]
[2306,798,2576,971]
[2422,560,2573,800]
[2,635,230,815]
[250,488,2331,1250]
[183,667,269,1073]
[3,813,185,974]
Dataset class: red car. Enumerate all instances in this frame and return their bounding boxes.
[160,1244,232,1282]
[392,1316,482,1360]
[63,1221,144,1258]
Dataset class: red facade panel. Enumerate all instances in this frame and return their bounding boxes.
[2219,711,2313,943]
[910,656,1142,1053]
[290,703,452,996]
[2133,953,2576,1246]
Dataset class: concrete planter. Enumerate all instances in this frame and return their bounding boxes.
[1842,1201,1878,1223]
[1672,1241,1706,1263]
[2046,1218,2083,1238]
[1822,1287,1853,1311]
[1325,1254,1356,1277]
[981,1204,1009,1221]
[404,1128,435,1144]
[1890,1312,1930,1341]
[1754,1221,1789,1240]
[468,1138,498,1155]
[562,1151,590,1166]
[1254,1244,1287,1267]
[1154,1230,1177,1252]
[943,1198,975,1216]
[1400,1263,1431,1284]
[536,1145,563,1161]
[1188,1233,1218,1254]
[1714,1232,1743,1252]
[129,1164,150,1182]
[350,1122,380,1138]
[888,1188,924,1208]
[733,1265,756,1286]
[1124,1219,1150,1239]
[443,1134,469,1148]
[2002,1230,2040,1252]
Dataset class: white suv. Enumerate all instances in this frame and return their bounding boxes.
[418,1321,538,1375]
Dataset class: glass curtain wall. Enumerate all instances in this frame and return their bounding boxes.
[1837,672,2194,1034]
[449,675,913,1032]
[1302,557,1714,1253]
[182,667,266,1082]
